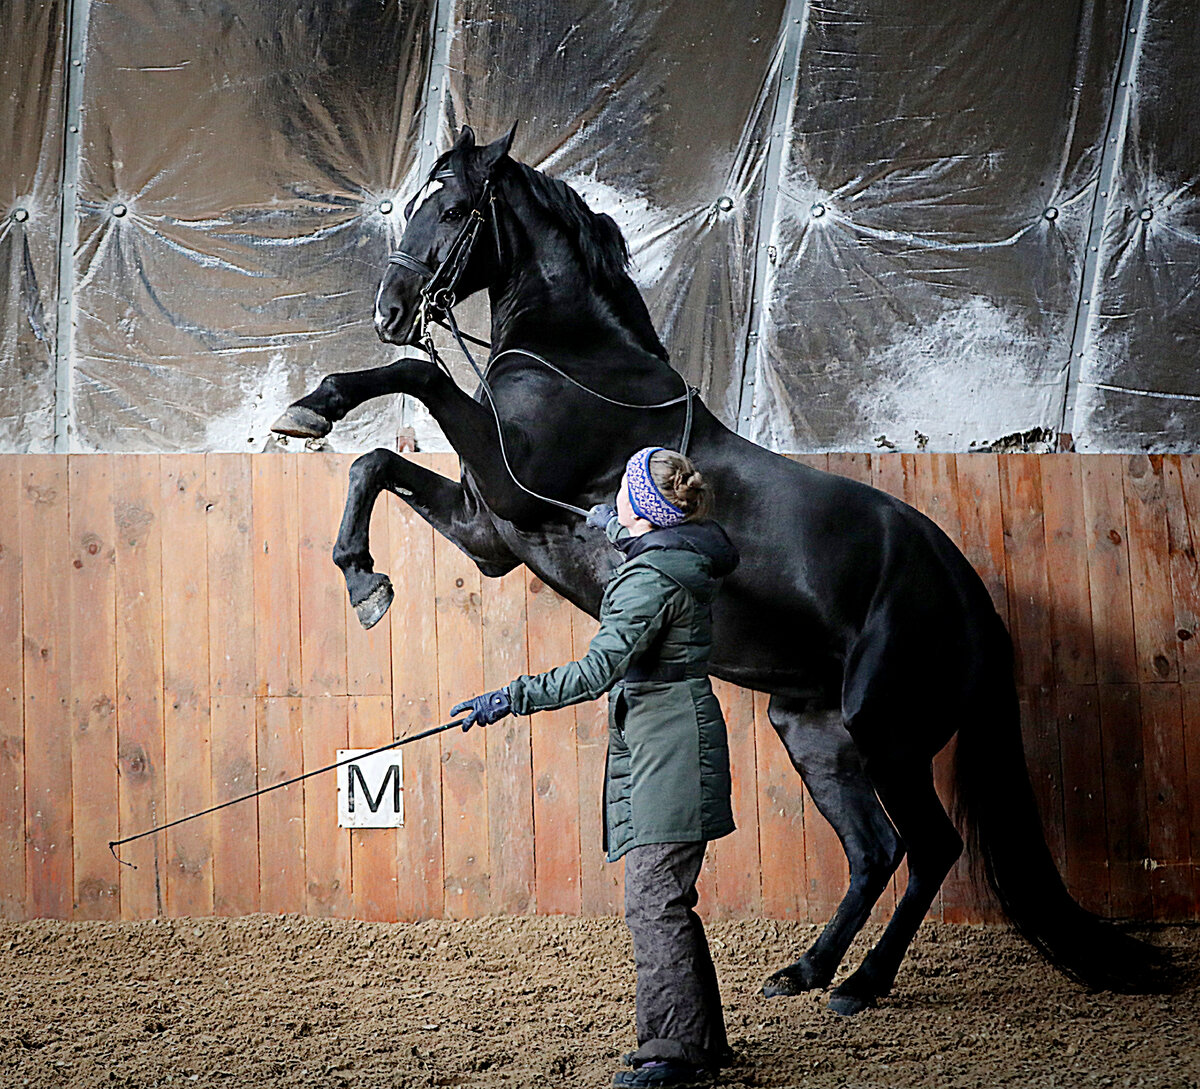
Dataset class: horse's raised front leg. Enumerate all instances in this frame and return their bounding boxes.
[761,697,905,1010]
[334,447,518,629]
[272,359,421,439]
[278,358,566,526]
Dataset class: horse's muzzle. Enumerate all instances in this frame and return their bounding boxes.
[375,305,419,346]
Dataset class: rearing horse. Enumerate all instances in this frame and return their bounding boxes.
[273,125,1157,1014]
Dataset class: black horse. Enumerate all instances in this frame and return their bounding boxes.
[273,125,1157,1014]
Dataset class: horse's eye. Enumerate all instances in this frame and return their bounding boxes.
[441,207,465,223]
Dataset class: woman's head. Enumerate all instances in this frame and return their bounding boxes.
[617,447,712,532]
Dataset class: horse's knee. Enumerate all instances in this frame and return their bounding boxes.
[347,449,406,510]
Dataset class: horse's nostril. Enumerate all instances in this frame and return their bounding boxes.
[376,305,407,343]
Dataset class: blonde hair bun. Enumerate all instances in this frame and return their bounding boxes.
[649,450,713,522]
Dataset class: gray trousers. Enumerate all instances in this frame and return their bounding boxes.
[623,841,728,1069]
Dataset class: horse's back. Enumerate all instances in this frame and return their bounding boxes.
[705,432,1004,706]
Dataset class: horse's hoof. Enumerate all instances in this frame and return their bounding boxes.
[271,405,332,439]
[762,960,828,998]
[353,577,394,630]
[827,989,874,1017]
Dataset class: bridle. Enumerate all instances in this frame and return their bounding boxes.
[387,171,502,345]
[384,169,696,519]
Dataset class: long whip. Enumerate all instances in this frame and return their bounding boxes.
[108,717,467,868]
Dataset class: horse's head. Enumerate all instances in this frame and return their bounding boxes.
[374,124,517,345]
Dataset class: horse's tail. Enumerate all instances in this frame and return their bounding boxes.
[954,614,1165,992]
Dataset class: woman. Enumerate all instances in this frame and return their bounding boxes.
[453,447,739,1088]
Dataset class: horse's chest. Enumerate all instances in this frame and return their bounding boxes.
[498,524,613,618]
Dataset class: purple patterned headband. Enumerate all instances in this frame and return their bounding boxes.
[625,447,687,528]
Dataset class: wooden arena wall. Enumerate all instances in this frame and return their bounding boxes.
[0,452,1197,924]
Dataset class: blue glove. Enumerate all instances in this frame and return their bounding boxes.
[586,503,616,530]
[451,687,512,731]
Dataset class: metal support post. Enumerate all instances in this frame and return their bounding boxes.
[53,0,91,452]
[1058,0,1149,440]
[734,0,811,439]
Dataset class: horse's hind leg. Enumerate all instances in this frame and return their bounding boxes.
[333,447,517,629]
[824,742,963,1016]
[761,696,904,1001]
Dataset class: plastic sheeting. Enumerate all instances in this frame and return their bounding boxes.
[1073,0,1200,450]
[0,0,65,452]
[69,0,432,451]
[0,0,1197,453]
[748,0,1125,451]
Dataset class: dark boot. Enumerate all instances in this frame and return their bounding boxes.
[612,1060,712,1087]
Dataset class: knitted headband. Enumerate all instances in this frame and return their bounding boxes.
[625,447,687,528]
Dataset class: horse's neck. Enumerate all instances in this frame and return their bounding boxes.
[489,279,625,355]
[487,198,668,370]
[488,287,675,395]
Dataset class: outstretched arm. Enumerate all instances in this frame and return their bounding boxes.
[508,569,680,714]
[452,573,680,730]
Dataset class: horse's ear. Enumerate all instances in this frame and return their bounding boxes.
[478,122,518,175]
[453,125,476,153]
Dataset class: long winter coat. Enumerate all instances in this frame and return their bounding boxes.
[508,521,739,860]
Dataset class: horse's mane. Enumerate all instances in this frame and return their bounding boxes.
[432,149,669,362]
[511,163,631,288]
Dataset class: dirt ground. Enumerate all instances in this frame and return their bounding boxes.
[0,915,1195,1089]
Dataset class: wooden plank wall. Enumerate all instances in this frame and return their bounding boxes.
[0,452,1197,924]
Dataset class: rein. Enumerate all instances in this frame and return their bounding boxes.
[387,174,696,519]
[439,307,695,518]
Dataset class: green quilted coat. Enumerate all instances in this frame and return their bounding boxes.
[508,522,739,860]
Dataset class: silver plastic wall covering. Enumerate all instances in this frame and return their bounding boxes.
[68,0,435,452]
[735,0,809,437]
[1,0,1197,454]
[1071,0,1200,451]
[52,0,89,452]
[1059,0,1148,441]
[744,0,1127,452]
[421,0,456,173]
[0,0,67,452]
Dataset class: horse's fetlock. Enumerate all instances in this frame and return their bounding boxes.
[828,968,888,1016]
[307,375,350,420]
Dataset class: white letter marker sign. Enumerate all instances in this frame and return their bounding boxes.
[337,749,404,828]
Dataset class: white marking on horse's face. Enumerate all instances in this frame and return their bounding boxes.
[374,278,388,330]
[406,178,446,222]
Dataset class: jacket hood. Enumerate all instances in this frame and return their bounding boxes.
[614,519,739,578]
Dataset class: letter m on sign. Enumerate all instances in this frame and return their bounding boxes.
[337,750,404,828]
[349,764,399,813]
